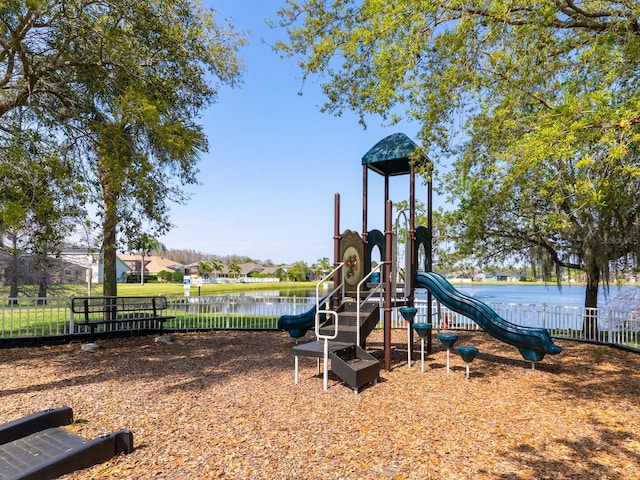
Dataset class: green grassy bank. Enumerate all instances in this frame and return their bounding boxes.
[0,281,318,298]
[117,281,317,296]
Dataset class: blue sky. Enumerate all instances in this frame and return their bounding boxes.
[158,1,432,265]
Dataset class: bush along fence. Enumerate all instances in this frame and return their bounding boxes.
[0,295,638,351]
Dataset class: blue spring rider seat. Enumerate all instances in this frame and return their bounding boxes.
[413,322,432,373]
[437,333,458,374]
[400,307,418,368]
[457,346,479,379]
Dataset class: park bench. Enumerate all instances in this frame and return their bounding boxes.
[71,296,174,342]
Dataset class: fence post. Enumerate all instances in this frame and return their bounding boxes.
[225,295,230,329]
[69,296,75,334]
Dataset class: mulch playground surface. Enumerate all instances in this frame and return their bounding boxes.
[1,329,639,480]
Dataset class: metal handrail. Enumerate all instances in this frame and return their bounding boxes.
[356,262,385,347]
[315,266,342,340]
[313,264,345,390]
[315,310,339,391]
[315,263,344,331]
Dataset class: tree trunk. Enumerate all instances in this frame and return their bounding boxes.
[36,255,48,304]
[37,277,47,299]
[582,261,600,341]
[8,234,19,303]
[102,200,118,298]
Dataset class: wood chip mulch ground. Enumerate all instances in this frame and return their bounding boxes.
[1,329,639,480]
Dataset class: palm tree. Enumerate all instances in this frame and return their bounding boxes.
[319,257,331,278]
[209,259,224,279]
[129,234,166,285]
[228,262,241,279]
[197,261,212,279]
[311,257,331,280]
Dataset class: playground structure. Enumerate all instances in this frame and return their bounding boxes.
[278,133,562,389]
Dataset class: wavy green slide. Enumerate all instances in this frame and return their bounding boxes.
[277,296,330,339]
[277,304,317,339]
[416,271,562,362]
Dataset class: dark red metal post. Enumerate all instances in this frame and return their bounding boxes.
[408,164,416,357]
[333,193,341,311]
[362,166,368,245]
[409,164,416,303]
[427,164,433,350]
[383,174,390,251]
[384,199,393,371]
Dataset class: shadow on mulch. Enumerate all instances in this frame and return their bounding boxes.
[0,331,295,397]
[488,421,640,480]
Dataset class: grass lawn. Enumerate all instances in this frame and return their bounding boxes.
[0,281,317,298]
[0,282,317,336]
[118,281,317,296]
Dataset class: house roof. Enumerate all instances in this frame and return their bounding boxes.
[58,249,96,268]
[260,266,284,275]
[182,262,229,275]
[239,263,264,275]
[117,254,180,274]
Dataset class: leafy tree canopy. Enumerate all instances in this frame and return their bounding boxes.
[1,0,245,295]
[275,1,640,319]
[0,110,85,296]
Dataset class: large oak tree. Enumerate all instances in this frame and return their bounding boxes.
[275,0,640,335]
[1,0,244,295]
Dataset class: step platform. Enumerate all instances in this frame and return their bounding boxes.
[292,341,381,392]
[0,406,133,480]
[292,340,353,359]
[330,345,380,393]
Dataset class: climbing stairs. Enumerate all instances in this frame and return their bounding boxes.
[318,296,380,347]
[293,295,381,392]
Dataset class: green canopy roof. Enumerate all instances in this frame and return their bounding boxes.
[361,133,424,176]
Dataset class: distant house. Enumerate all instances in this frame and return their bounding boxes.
[118,254,180,279]
[446,272,472,283]
[177,262,286,282]
[58,247,95,271]
[74,252,184,284]
[146,259,290,282]
[57,247,95,285]
[58,248,132,285]
[59,249,144,284]
[472,272,486,282]
[176,262,223,278]
[495,272,520,282]
[0,247,92,288]
[239,262,266,277]
[91,254,132,284]
[260,266,285,277]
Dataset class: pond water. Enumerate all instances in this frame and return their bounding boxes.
[256,283,640,308]
[416,283,640,308]
[168,283,640,339]
[189,283,640,319]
